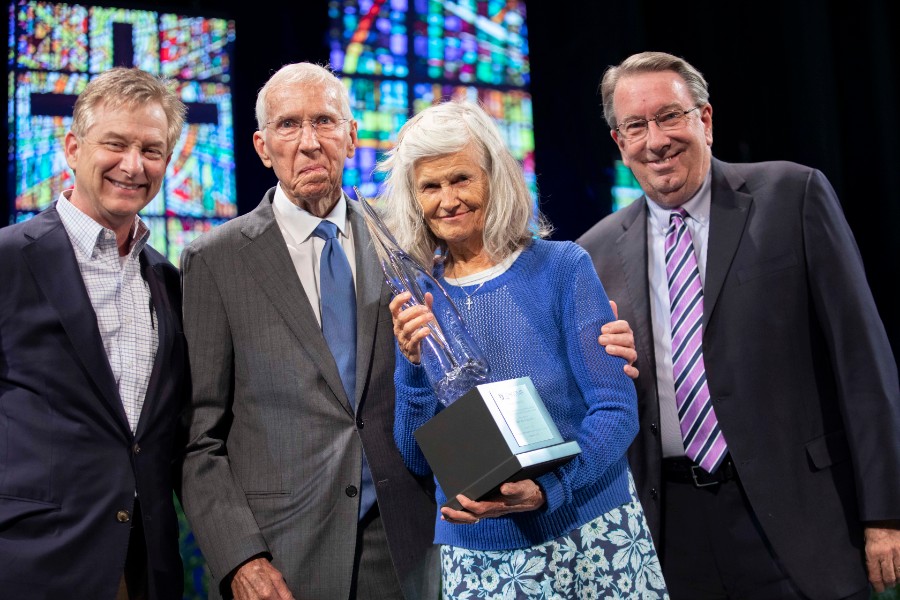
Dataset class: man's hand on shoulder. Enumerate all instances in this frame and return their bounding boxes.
[600,300,639,379]
[864,521,900,592]
[231,557,295,600]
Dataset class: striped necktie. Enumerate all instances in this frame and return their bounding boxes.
[665,208,728,473]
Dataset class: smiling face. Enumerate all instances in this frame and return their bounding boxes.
[64,100,170,236]
[252,80,357,217]
[413,145,490,261]
[611,70,713,208]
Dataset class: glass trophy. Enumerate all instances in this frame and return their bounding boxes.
[354,187,490,406]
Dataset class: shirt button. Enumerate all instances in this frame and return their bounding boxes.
[116,510,131,523]
[345,485,358,497]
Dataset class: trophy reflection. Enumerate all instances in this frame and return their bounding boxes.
[354,187,490,406]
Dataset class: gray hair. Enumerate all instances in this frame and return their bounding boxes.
[255,62,352,130]
[600,51,710,129]
[376,99,550,268]
[71,67,186,154]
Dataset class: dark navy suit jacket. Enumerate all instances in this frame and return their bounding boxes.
[0,203,187,599]
[578,158,900,599]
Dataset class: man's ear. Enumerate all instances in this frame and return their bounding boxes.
[611,129,629,166]
[63,131,80,171]
[701,103,714,147]
[346,120,359,159]
[252,131,272,168]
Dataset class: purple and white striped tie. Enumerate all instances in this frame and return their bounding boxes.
[665,208,727,473]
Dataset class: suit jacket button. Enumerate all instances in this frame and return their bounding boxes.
[133,443,141,454]
[649,423,659,435]
[356,418,364,429]
[116,510,131,523]
[345,485,358,497]
[649,488,659,500]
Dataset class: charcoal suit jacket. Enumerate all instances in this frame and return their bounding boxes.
[577,158,900,599]
[0,203,187,599]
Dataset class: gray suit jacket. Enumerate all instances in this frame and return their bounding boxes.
[180,189,438,599]
[578,159,900,599]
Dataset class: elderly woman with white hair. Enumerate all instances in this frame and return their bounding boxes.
[381,100,668,599]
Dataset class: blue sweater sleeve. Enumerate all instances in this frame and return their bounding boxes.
[393,343,438,477]
[536,246,639,513]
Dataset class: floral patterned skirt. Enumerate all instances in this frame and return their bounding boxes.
[440,475,668,599]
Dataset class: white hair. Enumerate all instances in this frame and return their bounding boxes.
[376,99,550,268]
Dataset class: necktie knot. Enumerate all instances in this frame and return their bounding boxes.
[669,208,688,229]
[314,220,339,241]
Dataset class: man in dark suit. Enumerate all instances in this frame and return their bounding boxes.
[0,68,188,599]
[578,51,900,599]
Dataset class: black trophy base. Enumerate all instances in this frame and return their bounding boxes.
[413,377,581,511]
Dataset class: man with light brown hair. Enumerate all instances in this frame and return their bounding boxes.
[0,67,188,599]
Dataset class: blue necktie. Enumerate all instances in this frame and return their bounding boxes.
[312,220,375,518]
[313,220,357,404]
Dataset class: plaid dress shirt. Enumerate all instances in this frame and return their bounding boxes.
[56,193,158,433]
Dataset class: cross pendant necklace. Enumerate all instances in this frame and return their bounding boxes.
[462,281,487,309]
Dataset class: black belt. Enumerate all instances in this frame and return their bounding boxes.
[662,455,738,487]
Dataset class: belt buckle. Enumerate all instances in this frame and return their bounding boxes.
[690,465,720,488]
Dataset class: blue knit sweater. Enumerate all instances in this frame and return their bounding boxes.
[393,239,639,551]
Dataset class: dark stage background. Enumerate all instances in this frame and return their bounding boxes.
[526,0,900,366]
[149,0,898,363]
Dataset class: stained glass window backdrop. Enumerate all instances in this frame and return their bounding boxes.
[328,0,534,201]
[8,0,237,265]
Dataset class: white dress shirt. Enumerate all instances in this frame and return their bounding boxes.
[271,184,357,327]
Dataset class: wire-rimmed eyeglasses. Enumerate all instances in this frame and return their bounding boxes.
[264,116,350,140]
[615,106,701,142]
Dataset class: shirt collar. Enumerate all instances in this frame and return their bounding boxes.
[646,170,712,231]
[272,183,349,244]
[56,190,149,260]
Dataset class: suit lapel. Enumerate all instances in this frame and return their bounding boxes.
[615,199,658,380]
[240,193,353,415]
[21,207,130,433]
[705,159,752,326]
[135,254,173,436]
[347,198,386,412]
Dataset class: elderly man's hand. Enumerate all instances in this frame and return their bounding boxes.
[440,480,545,525]
[865,521,900,592]
[601,300,639,379]
[389,291,435,364]
[230,557,294,600]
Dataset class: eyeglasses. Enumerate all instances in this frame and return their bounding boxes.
[264,116,350,140]
[615,106,701,142]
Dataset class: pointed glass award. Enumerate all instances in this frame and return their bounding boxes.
[354,187,491,406]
